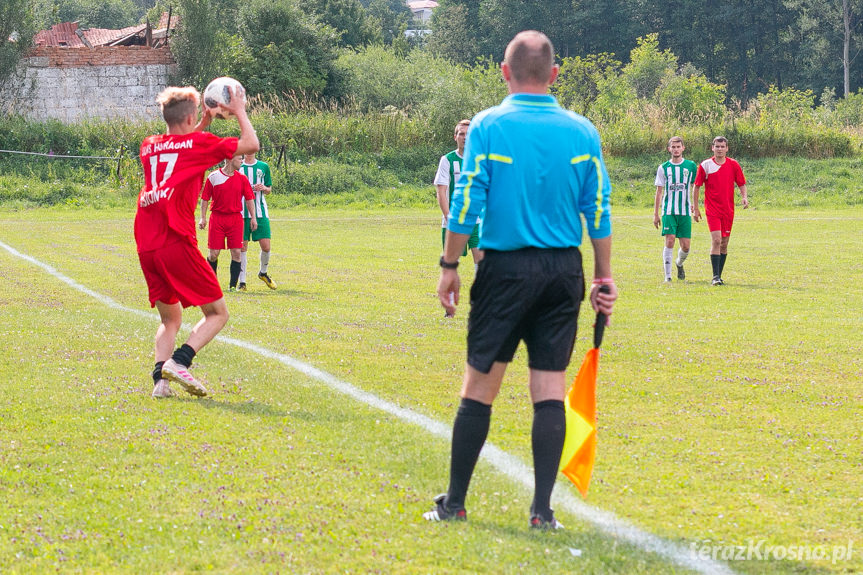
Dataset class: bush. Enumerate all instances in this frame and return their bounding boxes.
[657,73,726,124]
[553,53,621,116]
[280,158,399,195]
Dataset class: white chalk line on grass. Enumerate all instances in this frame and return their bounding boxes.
[0,238,734,575]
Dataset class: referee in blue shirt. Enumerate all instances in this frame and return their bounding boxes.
[424,30,618,529]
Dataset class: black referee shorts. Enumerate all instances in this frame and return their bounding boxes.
[467,247,585,374]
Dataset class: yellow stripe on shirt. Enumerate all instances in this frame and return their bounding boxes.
[571,155,605,229]
[458,153,513,225]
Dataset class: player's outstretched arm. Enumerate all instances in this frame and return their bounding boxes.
[219,86,259,157]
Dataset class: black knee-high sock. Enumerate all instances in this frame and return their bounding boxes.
[171,343,196,368]
[710,254,721,277]
[152,361,165,384]
[208,258,218,275]
[531,400,566,520]
[719,253,727,276]
[229,260,241,288]
[446,398,491,509]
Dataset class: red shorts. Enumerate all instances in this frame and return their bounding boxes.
[208,212,244,250]
[706,212,734,237]
[139,239,223,308]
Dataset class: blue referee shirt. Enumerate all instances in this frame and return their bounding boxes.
[447,93,612,251]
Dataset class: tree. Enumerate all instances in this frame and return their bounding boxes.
[170,0,226,88]
[621,34,677,99]
[233,0,340,96]
[0,0,36,86]
[55,0,141,28]
[306,0,381,47]
[366,0,411,45]
[427,2,483,63]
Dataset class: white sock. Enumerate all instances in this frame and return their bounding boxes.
[260,250,270,274]
[475,263,478,274]
[676,249,689,267]
[663,247,673,280]
[239,251,247,283]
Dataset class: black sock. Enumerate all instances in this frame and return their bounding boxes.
[531,400,566,520]
[719,253,727,276]
[446,398,491,510]
[208,258,218,275]
[170,343,196,368]
[710,254,721,277]
[152,361,165,384]
[230,260,241,288]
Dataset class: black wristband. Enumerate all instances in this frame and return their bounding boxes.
[439,256,459,269]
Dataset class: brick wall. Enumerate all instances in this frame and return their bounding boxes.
[0,47,177,123]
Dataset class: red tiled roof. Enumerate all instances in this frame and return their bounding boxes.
[33,14,174,47]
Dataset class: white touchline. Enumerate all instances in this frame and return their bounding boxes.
[0,238,734,575]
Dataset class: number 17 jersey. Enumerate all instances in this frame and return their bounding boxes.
[135,131,237,253]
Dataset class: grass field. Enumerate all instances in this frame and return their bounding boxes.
[0,205,861,574]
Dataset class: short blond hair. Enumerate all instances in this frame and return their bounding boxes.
[455,119,470,134]
[668,136,684,146]
[157,86,200,126]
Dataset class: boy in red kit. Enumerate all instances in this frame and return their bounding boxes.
[199,154,257,292]
[135,85,259,398]
[693,136,748,286]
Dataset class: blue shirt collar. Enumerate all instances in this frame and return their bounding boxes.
[503,93,559,107]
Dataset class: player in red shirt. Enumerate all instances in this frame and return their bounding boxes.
[693,136,749,286]
[199,154,257,292]
[135,85,259,398]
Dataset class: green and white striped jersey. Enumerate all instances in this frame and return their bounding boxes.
[654,158,697,216]
[239,159,272,219]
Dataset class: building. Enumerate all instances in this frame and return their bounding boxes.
[1,14,176,123]
[406,0,438,25]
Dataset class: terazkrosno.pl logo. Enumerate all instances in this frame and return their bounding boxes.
[690,539,854,564]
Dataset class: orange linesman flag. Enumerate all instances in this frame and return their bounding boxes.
[559,287,608,498]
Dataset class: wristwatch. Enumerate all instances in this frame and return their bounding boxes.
[439,256,459,269]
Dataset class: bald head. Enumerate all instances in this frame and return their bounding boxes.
[503,31,555,86]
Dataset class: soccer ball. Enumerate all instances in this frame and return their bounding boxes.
[203,77,246,119]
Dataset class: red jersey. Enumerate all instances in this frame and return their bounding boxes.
[694,157,746,218]
[134,131,238,253]
[201,169,254,215]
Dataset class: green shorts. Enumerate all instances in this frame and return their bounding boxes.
[660,214,691,239]
[244,217,272,242]
[442,224,480,256]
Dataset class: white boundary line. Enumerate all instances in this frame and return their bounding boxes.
[0,238,735,575]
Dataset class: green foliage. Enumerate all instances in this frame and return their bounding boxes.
[0,0,35,86]
[621,34,677,99]
[750,85,818,126]
[281,157,398,195]
[54,0,141,28]
[334,46,505,141]
[427,2,481,63]
[233,0,339,97]
[334,45,423,111]
[170,0,225,88]
[656,72,726,124]
[591,74,639,124]
[831,89,863,126]
[553,53,621,116]
[306,0,381,47]
[365,0,411,45]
